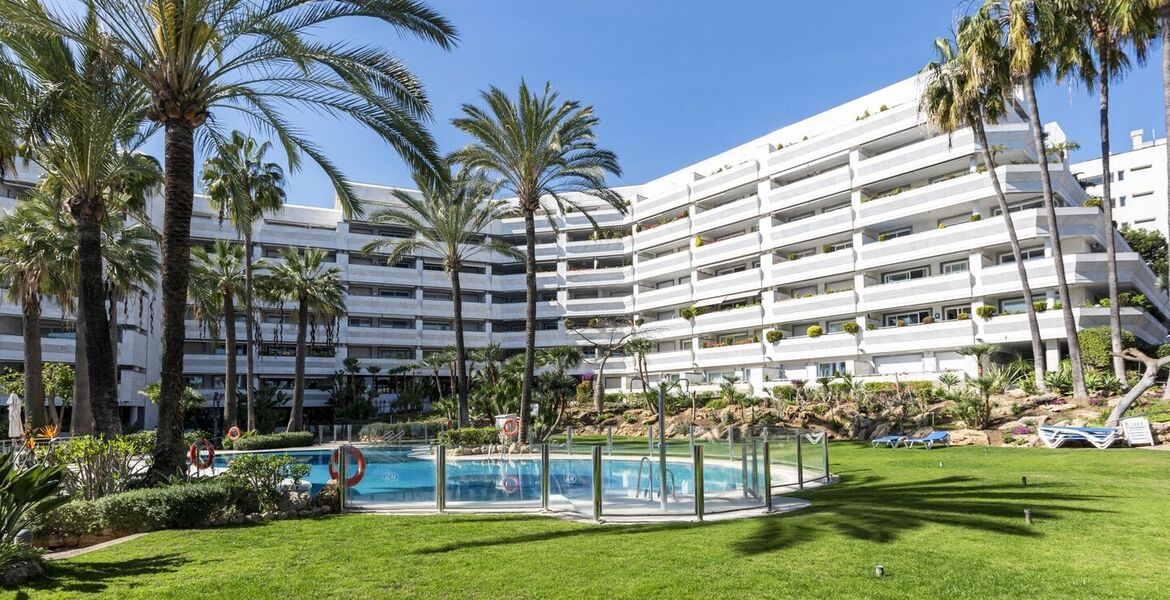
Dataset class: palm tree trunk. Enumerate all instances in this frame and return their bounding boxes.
[1097,70,1125,380]
[520,208,537,443]
[244,230,257,430]
[71,305,92,434]
[449,270,470,427]
[223,290,238,430]
[72,205,120,435]
[1162,2,1170,401]
[287,294,308,432]
[1021,77,1090,401]
[22,292,44,430]
[151,121,196,479]
[973,118,1047,387]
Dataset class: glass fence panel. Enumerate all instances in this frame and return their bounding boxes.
[344,445,436,509]
[800,431,829,483]
[443,445,543,509]
[701,433,766,514]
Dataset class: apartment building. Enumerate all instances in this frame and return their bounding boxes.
[3,76,1168,428]
[1073,129,1168,234]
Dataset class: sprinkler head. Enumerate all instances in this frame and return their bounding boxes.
[875,565,885,577]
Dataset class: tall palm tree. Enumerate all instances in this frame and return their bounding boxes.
[201,131,288,432]
[973,0,1089,400]
[1057,0,1159,380]
[451,82,625,441]
[0,0,455,476]
[102,220,159,395]
[958,341,1001,377]
[921,26,1046,387]
[189,239,247,431]
[0,192,73,429]
[0,8,159,434]
[361,165,520,427]
[257,248,344,432]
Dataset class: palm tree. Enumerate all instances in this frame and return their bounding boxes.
[921,25,1046,387]
[0,0,455,476]
[257,248,344,432]
[0,192,73,429]
[361,165,520,427]
[958,342,1001,377]
[623,337,654,410]
[452,82,625,441]
[201,131,287,432]
[973,0,1089,400]
[534,345,582,440]
[1056,0,1159,380]
[420,349,452,409]
[189,239,247,431]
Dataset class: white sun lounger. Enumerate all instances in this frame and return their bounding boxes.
[1037,426,1119,449]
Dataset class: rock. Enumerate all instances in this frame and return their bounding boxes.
[869,422,893,441]
[1047,403,1077,413]
[948,429,990,446]
[1006,389,1028,399]
[0,559,44,587]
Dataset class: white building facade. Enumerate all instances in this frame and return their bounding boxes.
[1073,129,1168,234]
[3,77,1168,428]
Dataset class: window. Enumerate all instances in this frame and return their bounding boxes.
[790,285,818,298]
[461,291,485,303]
[349,224,374,235]
[379,287,413,299]
[422,289,452,301]
[460,264,486,275]
[817,362,847,378]
[378,347,413,360]
[827,240,853,252]
[537,320,560,331]
[422,261,444,271]
[998,247,1045,264]
[943,305,969,320]
[705,371,739,384]
[999,297,1028,315]
[349,316,373,328]
[349,285,374,297]
[185,375,206,388]
[878,226,912,240]
[882,266,929,284]
[715,264,747,276]
[681,339,693,350]
[825,279,853,293]
[937,213,971,228]
[940,260,968,274]
[788,248,815,259]
[422,320,452,331]
[884,310,930,326]
[826,320,851,333]
[992,199,1043,215]
[380,318,414,329]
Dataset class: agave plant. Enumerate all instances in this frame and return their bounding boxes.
[0,452,68,543]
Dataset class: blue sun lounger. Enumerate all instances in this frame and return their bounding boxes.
[871,435,905,448]
[903,431,951,449]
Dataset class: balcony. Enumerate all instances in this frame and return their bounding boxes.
[645,349,696,372]
[767,290,857,324]
[565,266,632,287]
[693,305,763,336]
[862,320,976,354]
[692,233,760,268]
[493,272,560,291]
[490,301,560,320]
[765,103,916,177]
[977,253,1166,313]
[564,237,631,257]
[695,342,764,368]
[859,272,972,313]
[636,283,692,312]
[638,316,692,338]
[346,326,419,346]
[691,161,758,200]
[564,296,633,314]
[346,264,419,286]
[422,330,489,347]
[564,209,627,230]
[854,124,1032,187]
[693,269,762,303]
[767,332,858,363]
[633,185,689,221]
[768,206,853,249]
[635,250,691,281]
[765,166,851,213]
[769,250,854,286]
[635,216,690,250]
[692,196,761,235]
[495,329,570,348]
[857,166,1028,228]
[347,295,417,315]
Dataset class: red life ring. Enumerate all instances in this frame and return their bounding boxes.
[500,475,520,495]
[226,426,242,441]
[188,439,215,470]
[328,446,366,487]
[501,417,519,437]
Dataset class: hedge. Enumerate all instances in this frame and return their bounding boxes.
[224,431,314,451]
[1078,326,1137,371]
[436,427,499,446]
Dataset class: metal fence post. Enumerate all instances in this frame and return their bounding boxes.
[727,426,733,460]
[606,426,613,455]
[795,432,805,490]
[566,426,573,455]
[591,446,603,522]
[751,439,759,496]
[346,424,353,442]
[435,445,447,512]
[763,441,773,512]
[332,424,338,442]
[822,435,830,481]
[689,425,695,454]
[338,444,349,513]
[647,425,653,455]
[540,444,550,511]
[693,445,704,521]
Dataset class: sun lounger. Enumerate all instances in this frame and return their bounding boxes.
[871,435,905,448]
[903,431,950,449]
[1037,426,1119,449]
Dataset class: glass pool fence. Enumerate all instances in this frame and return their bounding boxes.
[335,426,830,520]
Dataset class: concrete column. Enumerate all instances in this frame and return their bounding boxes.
[1045,340,1061,372]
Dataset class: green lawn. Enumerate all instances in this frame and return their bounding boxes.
[11,444,1170,599]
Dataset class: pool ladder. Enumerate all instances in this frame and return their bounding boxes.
[634,456,677,500]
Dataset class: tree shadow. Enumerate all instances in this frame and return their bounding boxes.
[17,553,187,595]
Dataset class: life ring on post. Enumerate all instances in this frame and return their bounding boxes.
[188,438,215,470]
[226,426,242,441]
[328,446,366,487]
[500,475,520,495]
[501,417,520,438]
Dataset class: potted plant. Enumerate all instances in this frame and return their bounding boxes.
[806,325,824,338]
[693,236,704,247]
[922,316,935,324]
[895,319,907,328]
[956,311,970,321]
[766,330,783,343]
[975,305,997,320]
[787,251,799,261]
[970,213,982,222]
[842,321,860,334]
[866,322,876,330]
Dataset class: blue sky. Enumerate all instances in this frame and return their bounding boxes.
[172,0,1168,208]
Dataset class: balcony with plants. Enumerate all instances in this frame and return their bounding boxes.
[690,159,758,200]
[692,224,760,267]
[633,209,690,248]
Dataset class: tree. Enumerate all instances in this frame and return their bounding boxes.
[958,342,1000,377]
[534,346,581,441]
[0,8,160,435]
[973,0,1089,400]
[0,0,456,478]
[1120,226,1168,277]
[1105,347,1169,424]
[922,24,1046,387]
[256,248,344,432]
[361,164,520,427]
[623,337,654,410]
[1057,0,1159,380]
[189,239,247,431]
[201,131,287,432]
[566,317,642,412]
[0,192,73,429]
[452,81,625,441]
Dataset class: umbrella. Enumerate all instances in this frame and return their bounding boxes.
[6,393,22,438]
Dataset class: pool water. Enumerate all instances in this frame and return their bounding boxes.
[214,447,756,505]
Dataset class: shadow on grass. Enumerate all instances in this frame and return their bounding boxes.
[17,553,187,596]
[413,470,1112,556]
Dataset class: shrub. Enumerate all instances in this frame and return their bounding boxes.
[0,542,42,570]
[975,305,997,320]
[1043,369,1073,396]
[31,499,101,540]
[38,435,140,500]
[956,311,970,320]
[1078,326,1137,371]
[842,321,859,334]
[0,453,68,543]
[225,431,314,451]
[769,385,797,405]
[865,322,876,330]
[895,319,907,328]
[693,236,704,247]
[680,306,699,320]
[970,213,982,222]
[765,330,783,343]
[436,426,499,446]
[1084,196,1103,208]
[224,454,311,512]
[705,399,728,411]
[1033,301,1048,313]
[806,325,824,338]
[96,478,257,533]
[786,252,799,261]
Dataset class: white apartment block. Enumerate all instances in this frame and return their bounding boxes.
[3,76,1168,428]
[1073,129,1169,234]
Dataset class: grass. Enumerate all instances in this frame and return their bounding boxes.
[11,443,1170,599]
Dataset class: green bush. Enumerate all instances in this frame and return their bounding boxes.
[842,321,860,334]
[31,499,101,540]
[224,454,310,512]
[769,385,797,405]
[1077,326,1137,371]
[38,435,140,500]
[975,305,997,320]
[705,399,728,411]
[765,330,783,343]
[806,325,824,338]
[96,478,257,533]
[436,426,498,446]
[224,431,314,451]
